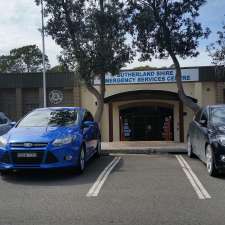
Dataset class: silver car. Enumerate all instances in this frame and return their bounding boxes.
[0,112,15,136]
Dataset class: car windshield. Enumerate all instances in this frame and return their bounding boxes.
[210,107,225,126]
[17,109,78,127]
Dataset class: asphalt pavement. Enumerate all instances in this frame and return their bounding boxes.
[1,154,225,225]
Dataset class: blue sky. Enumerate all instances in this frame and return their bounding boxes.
[0,0,224,69]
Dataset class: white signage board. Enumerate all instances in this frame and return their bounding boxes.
[94,68,199,85]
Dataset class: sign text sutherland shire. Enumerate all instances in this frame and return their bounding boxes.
[94,68,199,85]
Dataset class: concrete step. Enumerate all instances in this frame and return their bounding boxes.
[101,141,187,155]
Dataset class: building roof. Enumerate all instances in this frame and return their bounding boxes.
[0,66,224,89]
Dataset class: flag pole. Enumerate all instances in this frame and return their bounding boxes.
[41,0,47,107]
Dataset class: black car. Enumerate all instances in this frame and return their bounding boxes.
[187,105,225,176]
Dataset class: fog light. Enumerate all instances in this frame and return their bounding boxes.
[65,155,73,161]
[220,155,225,162]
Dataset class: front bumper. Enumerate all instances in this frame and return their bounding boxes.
[211,142,225,170]
[0,145,80,170]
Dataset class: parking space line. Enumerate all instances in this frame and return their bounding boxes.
[179,155,211,199]
[86,157,121,197]
[176,155,211,200]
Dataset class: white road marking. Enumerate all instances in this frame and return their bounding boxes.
[86,157,121,197]
[179,155,211,199]
[176,155,211,200]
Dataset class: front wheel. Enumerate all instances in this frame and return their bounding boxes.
[95,140,101,158]
[78,146,86,173]
[206,145,218,177]
[187,136,194,158]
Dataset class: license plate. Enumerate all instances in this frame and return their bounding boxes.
[17,153,37,158]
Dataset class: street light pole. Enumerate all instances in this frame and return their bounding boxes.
[41,0,47,108]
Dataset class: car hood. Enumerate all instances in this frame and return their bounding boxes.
[6,126,80,143]
[208,125,225,137]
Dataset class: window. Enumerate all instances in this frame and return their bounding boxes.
[83,111,94,122]
[17,109,78,127]
[194,109,203,123]
[0,117,7,125]
[200,109,208,123]
[210,107,225,126]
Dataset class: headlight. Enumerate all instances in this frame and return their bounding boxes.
[52,135,74,147]
[217,136,225,146]
[0,136,7,147]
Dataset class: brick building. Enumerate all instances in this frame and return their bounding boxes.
[0,66,224,143]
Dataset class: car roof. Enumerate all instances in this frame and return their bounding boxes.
[34,107,86,111]
[206,104,225,109]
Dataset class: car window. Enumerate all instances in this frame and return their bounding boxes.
[83,111,94,122]
[17,109,79,127]
[0,117,8,125]
[200,109,208,122]
[194,109,203,122]
[210,107,225,126]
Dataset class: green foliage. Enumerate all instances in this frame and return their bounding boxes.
[35,0,133,83]
[127,0,210,61]
[49,65,69,73]
[0,45,50,73]
[131,65,158,71]
[0,55,14,73]
[207,22,225,66]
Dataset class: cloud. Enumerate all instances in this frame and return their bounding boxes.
[0,0,61,66]
[0,0,223,68]
[124,47,212,70]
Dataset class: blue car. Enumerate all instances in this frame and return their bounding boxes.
[0,107,101,174]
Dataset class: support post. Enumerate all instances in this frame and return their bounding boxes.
[179,100,184,142]
[109,103,113,142]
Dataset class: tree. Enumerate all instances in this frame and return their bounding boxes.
[207,22,225,67]
[131,65,158,71]
[128,0,210,113]
[0,55,14,73]
[49,65,69,73]
[0,45,50,73]
[35,0,132,122]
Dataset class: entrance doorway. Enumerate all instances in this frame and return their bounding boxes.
[120,105,174,141]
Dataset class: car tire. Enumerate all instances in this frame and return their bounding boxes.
[187,136,194,158]
[206,144,218,177]
[78,145,86,173]
[95,140,101,158]
[0,170,10,176]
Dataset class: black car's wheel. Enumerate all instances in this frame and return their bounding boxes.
[187,136,194,158]
[78,146,86,173]
[206,144,218,177]
[95,140,101,158]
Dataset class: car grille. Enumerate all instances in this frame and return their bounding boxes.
[11,151,44,164]
[10,143,48,148]
[0,152,10,163]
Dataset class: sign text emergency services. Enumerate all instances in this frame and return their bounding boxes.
[94,68,199,85]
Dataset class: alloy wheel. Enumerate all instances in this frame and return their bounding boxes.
[80,147,85,171]
[187,136,193,158]
[206,145,212,174]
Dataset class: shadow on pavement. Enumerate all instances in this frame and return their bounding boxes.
[0,155,115,186]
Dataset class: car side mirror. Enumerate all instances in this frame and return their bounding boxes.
[10,121,16,127]
[82,121,94,128]
[199,119,207,127]
[2,119,8,124]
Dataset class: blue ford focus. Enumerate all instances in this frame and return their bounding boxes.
[0,107,101,174]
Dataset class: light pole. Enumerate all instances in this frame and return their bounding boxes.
[41,0,47,107]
